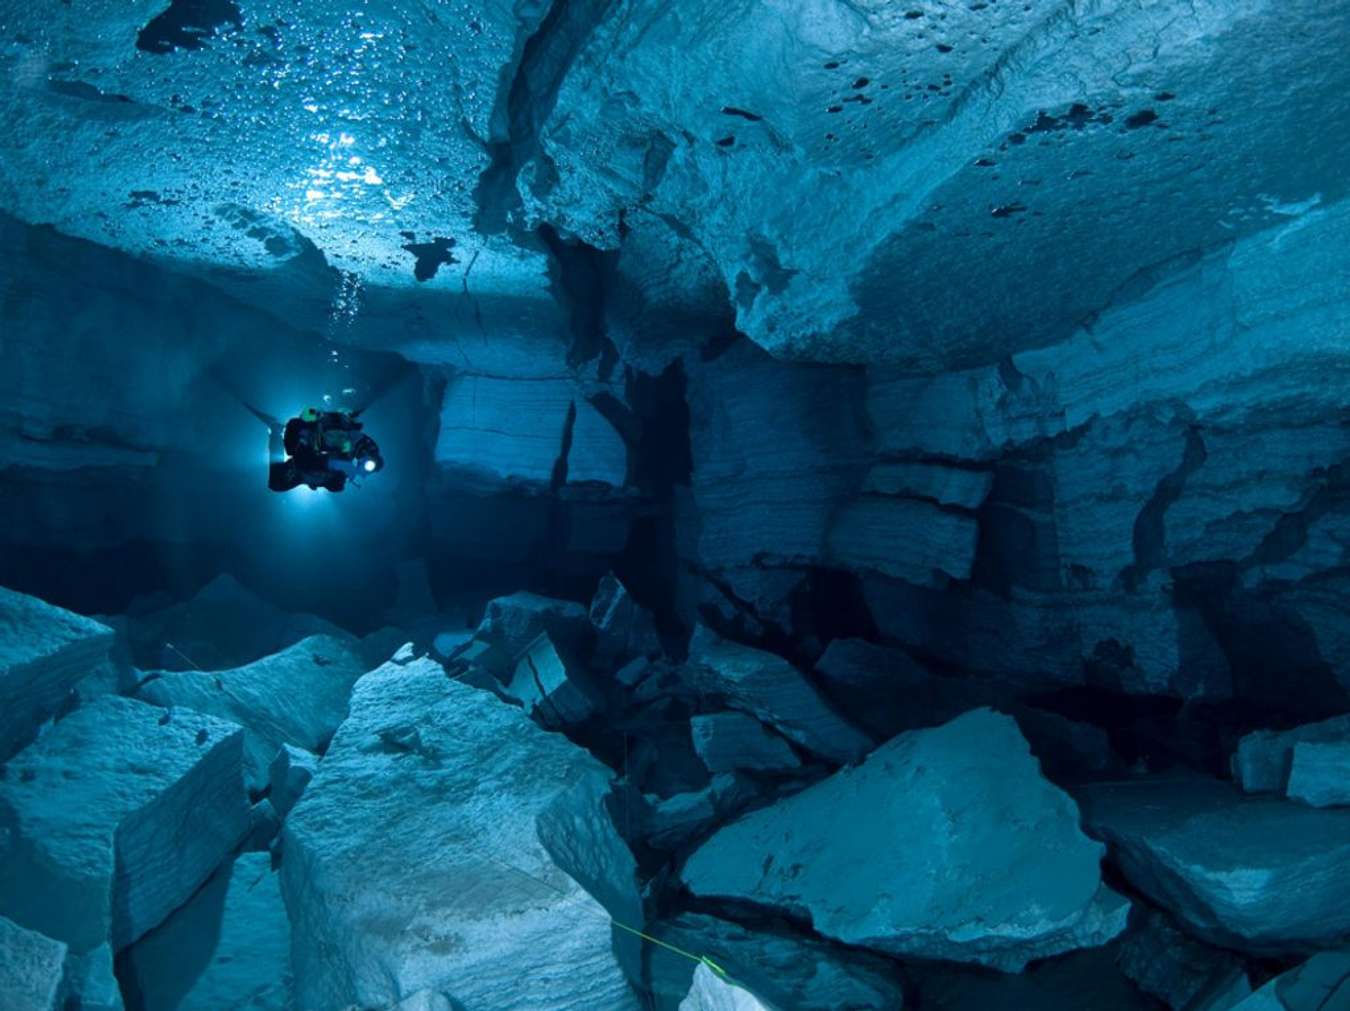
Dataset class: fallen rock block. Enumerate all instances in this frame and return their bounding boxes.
[0,915,67,1011]
[684,628,870,764]
[591,573,661,668]
[1116,907,1250,1011]
[281,658,640,1011]
[1232,714,1350,794]
[649,913,906,1011]
[0,696,250,953]
[119,852,291,1011]
[679,963,773,1011]
[690,712,800,774]
[476,591,592,659]
[0,586,114,760]
[268,743,317,817]
[1224,950,1350,1010]
[58,945,123,1011]
[504,632,602,729]
[643,774,760,852]
[1286,740,1350,808]
[1078,776,1350,953]
[683,709,1127,971]
[137,634,368,785]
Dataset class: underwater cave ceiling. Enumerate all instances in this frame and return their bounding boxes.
[3,0,1349,368]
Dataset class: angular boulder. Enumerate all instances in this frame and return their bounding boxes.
[0,586,114,760]
[0,696,250,953]
[690,712,800,774]
[268,743,317,818]
[590,573,661,668]
[120,853,291,1011]
[476,591,592,660]
[281,658,640,1011]
[649,913,905,1011]
[503,632,602,729]
[1286,741,1350,807]
[679,963,773,1011]
[0,915,67,1011]
[682,709,1127,971]
[138,634,368,784]
[684,628,870,764]
[1116,907,1249,1011]
[1232,714,1350,794]
[1078,777,1350,952]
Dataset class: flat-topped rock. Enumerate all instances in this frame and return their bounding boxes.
[281,658,640,1011]
[0,696,250,953]
[138,634,369,784]
[0,586,114,760]
[683,709,1127,971]
[1232,714,1350,794]
[1078,776,1350,953]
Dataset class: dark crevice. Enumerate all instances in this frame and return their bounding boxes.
[537,224,621,377]
[136,0,242,54]
[473,0,617,236]
[1119,424,1208,592]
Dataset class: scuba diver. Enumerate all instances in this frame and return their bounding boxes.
[263,406,384,492]
[211,364,398,493]
[231,401,383,493]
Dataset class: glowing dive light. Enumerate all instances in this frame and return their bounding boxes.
[364,459,377,472]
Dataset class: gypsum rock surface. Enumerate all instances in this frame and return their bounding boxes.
[0,915,67,1011]
[1233,714,1350,796]
[679,963,775,1011]
[269,743,318,818]
[646,912,906,1011]
[0,696,251,954]
[120,852,291,1011]
[502,631,603,730]
[281,657,641,1011]
[1078,776,1350,953]
[683,626,870,764]
[682,708,1128,971]
[1225,951,1350,1011]
[1116,906,1251,1011]
[0,586,114,760]
[690,711,801,774]
[137,633,370,784]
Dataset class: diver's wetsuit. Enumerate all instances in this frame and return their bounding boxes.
[267,409,382,492]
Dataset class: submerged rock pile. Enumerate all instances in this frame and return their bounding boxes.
[1,563,1349,1010]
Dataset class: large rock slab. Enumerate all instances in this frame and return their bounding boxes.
[683,709,1127,971]
[138,634,369,784]
[0,696,250,953]
[503,632,602,730]
[1286,741,1350,808]
[281,658,641,1011]
[1078,776,1350,953]
[120,852,291,1011]
[648,913,905,1011]
[0,586,114,759]
[0,916,67,1011]
[690,712,800,774]
[684,628,870,764]
[1233,714,1350,794]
